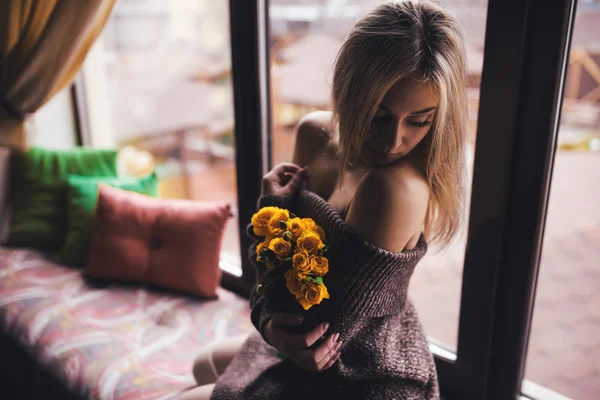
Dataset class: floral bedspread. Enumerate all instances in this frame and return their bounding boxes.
[0,247,253,400]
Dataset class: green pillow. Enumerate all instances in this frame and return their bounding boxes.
[24,147,118,181]
[7,147,118,249]
[7,181,69,249]
[60,173,159,266]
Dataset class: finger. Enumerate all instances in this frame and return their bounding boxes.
[320,350,341,372]
[282,171,296,186]
[293,337,340,372]
[316,341,342,371]
[283,169,306,193]
[313,333,340,365]
[271,163,302,178]
[288,322,330,349]
[270,313,304,328]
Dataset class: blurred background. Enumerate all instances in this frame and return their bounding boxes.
[32,0,599,398]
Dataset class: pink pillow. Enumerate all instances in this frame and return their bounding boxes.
[86,184,232,298]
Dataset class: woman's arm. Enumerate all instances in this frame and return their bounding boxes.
[345,166,429,253]
[322,166,430,344]
[291,111,332,168]
[248,113,326,341]
[247,194,294,344]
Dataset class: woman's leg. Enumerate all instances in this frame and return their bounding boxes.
[191,333,251,386]
[177,383,215,400]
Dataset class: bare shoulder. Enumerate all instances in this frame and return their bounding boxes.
[380,160,430,202]
[292,111,336,166]
[346,161,430,252]
[359,161,429,208]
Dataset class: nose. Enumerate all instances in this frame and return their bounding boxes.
[379,130,403,153]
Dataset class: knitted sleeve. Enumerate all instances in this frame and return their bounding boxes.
[247,194,293,345]
[248,190,426,351]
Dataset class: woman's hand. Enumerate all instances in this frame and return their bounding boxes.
[261,163,308,197]
[263,313,342,372]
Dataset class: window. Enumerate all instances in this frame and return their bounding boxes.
[80,0,242,277]
[523,1,600,398]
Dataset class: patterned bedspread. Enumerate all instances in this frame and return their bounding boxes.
[0,247,254,400]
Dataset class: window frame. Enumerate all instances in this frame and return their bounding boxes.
[223,0,273,298]
[436,0,577,398]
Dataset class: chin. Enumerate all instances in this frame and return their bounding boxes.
[361,152,404,168]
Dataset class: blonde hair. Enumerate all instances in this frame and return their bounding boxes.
[330,0,468,248]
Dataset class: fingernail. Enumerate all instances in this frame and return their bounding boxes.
[323,322,330,330]
[295,316,304,321]
[335,333,340,342]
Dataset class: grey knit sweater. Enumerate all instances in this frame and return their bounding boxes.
[210,188,440,400]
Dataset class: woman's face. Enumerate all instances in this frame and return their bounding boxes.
[360,78,438,167]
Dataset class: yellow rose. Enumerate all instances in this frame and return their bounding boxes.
[267,209,290,237]
[284,269,307,298]
[301,218,316,232]
[292,252,312,276]
[255,239,270,263]
[251,207,281,236]
[296,232,325,256]
[268,237,292,260]
[298,281,330,311]
[310,256,329,276]
[287,217,305,240]
[313,225,327,242]
[265,231,277,243]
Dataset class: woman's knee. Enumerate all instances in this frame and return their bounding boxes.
[211,333,251,373]
[192,333,250,386]
[192,343,219,386]
[177,383,215,400]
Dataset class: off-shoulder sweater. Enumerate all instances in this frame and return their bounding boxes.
[210,188,440,400]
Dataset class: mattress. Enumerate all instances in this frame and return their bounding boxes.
[0,247,253,399]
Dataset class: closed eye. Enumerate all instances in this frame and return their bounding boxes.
[407,120,432,128]
[372,110,433,128]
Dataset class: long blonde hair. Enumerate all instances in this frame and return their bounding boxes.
[330,0,468,248]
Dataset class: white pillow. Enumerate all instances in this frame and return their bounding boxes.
[0,147,10,244]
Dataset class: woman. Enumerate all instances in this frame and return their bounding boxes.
[181,0,467,398]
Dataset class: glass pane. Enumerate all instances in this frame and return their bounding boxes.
[524,1,600,398]
[84,0,240,274]
[269,0,488,351]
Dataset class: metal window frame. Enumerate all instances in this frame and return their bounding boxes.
[70,74,91,147]
[438,0,578,399]
[223,0,272,298]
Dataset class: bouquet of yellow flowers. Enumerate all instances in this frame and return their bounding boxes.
[251,206,330,311]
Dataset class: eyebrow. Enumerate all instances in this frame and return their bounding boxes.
[379,103,437,116]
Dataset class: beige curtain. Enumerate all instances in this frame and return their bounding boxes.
[0,0,116,148]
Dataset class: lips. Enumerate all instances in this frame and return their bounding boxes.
[368,145,400,158]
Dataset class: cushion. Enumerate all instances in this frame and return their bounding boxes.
[60,173,159,266]
[86,185,232,298]
[6,147,118,249]
[0,147,10,244]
